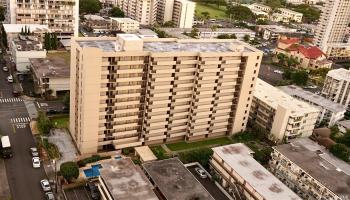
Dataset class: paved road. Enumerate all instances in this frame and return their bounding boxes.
[0,66,47,200]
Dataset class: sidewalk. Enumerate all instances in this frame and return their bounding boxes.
[0,159,11,200]
[43,160,65,200]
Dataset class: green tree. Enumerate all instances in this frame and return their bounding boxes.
[291,70,308,86]
[265,0,284,8]
[179,148,213,169]
[37,112,53,135]
[330,144,350,162]
[162,21,176,28]
[60,162,79,182]
[291,4,320,23]
[0,6,5,21]
[243,34,250,42]
[189,27,199,38]
[1,25,7,48]
[62,92,70,108]
[339,130,350,147]
[286,57,299,68]
[79,0,102,14]
[330,125,340,141]
[109,7,125,17]
[282,68,292,79]
[227,5,255,21]
[277,53,287,65]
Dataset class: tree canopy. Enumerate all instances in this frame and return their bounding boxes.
[291,4,320,23]
[330,144,350,162]
[109,7,124,17]
[227,5,255,21]
[0,6,5,21]
[60,162,79,181]
[265,0,286,8]
[80,0,102,14]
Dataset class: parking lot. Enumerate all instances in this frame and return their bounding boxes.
[64,186,93,200]
[187,165,230,200]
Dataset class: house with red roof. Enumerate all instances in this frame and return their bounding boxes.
[275,38,332,69]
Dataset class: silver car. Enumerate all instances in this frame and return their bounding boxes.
[40,179,51,192]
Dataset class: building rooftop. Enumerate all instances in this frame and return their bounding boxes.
[13,36,44,51]
[134,146,157,162]
[30,56,70,79]
[75,35,258,53]
[257,25,298,33]
[99,158,158,200]
[142,158,215,200]
[337,120,350,129]
[274,138,350,198]
[212,144,301,200]
[3,24,49,33]
[279,85,346,113]
[84,14,105,21]
[327,68,350,81]
[137,29,158,36]
[279,8,303,15]
[110,17,139,24]
[254,79,319,116]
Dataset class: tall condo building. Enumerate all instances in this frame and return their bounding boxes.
[322,68,350,107]
[157,0,195,28]
[314,0,350,59]
[115,0,157,25]
[6,0,79,37]
[70,34,262,154]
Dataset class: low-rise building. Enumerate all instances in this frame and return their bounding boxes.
[98,158,159,200]
[256,25,304,40]
[210,143,301,200]
[30,55,70,97]
[110,17,140,33]
[275,38,332,69]
[11,36,47,72]
[336,120,350,133]
[279,85,346,126]
[142,158,215,200]
[322,68,350,107]
[272,8,303,23]
[250,79,319,143]
[270,138,350,200]
[137,29,158,38]
[83,15,111,34]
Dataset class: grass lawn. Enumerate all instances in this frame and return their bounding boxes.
[167,137,232,151]
[195,2,228,19]
[47,51,71,64]
[51,115,69,129]
[150,146,169,160]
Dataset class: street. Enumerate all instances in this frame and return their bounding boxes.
[0,65,47,200]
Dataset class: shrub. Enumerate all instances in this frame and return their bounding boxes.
[77,155,111,167]
[60,161,79,182]
[37,112,53,135]
[178,148,213,169]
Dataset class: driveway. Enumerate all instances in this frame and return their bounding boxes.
[258,64,283,86]
[64,186,93,200]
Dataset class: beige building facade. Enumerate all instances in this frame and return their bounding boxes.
[314,0,350,59]
[250,79,319,143]
[70,34,262,154]
[6,0,79,37]
[322,68,350,107]
[110,17,140,33]
[115,0,157,25]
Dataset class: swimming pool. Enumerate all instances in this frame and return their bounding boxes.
[83,164,102,178]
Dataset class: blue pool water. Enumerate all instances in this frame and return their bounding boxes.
[83,164,102,178]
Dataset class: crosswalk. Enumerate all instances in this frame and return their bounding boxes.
[10,117,31,123]
[0,98,23,103]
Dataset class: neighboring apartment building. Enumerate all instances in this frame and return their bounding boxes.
[314,0,350,59]
[115,0,157,25]
[210,143,301,200]
[70,34,262,154]
[6,0,79,38]
[271,8,303,23]
[256,25,303,40]
[249,3,272,13]
[156,0,195,28]
[280,85,346,126]
[83,15,110,34]
[270,138,350,200]
[250,79,319,143]
[30,56,70,97]
[110,17,140,33]
[275,38,332,69]
[322,68,350,107]
[12,36,47,72]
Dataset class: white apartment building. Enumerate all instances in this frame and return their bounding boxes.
[280,85,346,126]
[156,0,195,28]
[249,3,272,13]
[250,79,319,143]
[210,143,301,200]
[270,138,350,200]
[272,8,303,23]
[286,0,325,4]
[314,0,350,59]
[115,0,157,25]
[256,25,301,40]
[322,68,350,107]
[69,34,262,154]
[110,17,140,33]
[6,0,79,38]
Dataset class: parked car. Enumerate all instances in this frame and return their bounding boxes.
[30,147,39,157]
[32,157,40,168]
[85,182,101,200]
[46,109,59,115]
[40,179,51,192]
[7,75,13,83]
[2,66,8,72]
[45,192,55,200]
[195,167,207,179]
[273,70,283,74]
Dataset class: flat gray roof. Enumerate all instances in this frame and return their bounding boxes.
[274,138,350,198]
[142,158,215,200]
[30,56,70,79]
[337,120,350,129]
[99,158,158,200]
[279,85,346,113]
[213,144,301,200]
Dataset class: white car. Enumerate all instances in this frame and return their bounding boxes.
[273,70,283,74]
[32,157,40,168]
[2,66,8,72]
[195,167,207,179]
[30,147,39,157]
[40,179,51,192]
[7,75,13,83]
